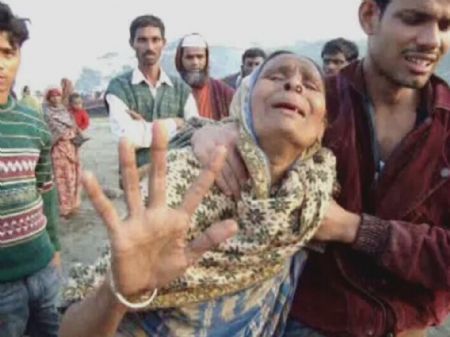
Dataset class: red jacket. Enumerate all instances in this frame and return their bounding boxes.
[70,108,90,130]
[290,61,450,337]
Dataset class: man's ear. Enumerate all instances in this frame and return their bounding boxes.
[359,0,382,36]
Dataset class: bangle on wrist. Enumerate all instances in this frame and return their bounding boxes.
[109,275,158,310]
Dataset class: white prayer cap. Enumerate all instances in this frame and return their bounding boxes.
[181,34,208,48]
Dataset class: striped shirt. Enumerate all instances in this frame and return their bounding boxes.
[0,96,60,282]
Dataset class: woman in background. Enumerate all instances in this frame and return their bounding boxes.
[44,88,81,217]
[61,78,74,108]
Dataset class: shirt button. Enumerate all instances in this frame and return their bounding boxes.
[441,168,450,179]
[367,329,375,336]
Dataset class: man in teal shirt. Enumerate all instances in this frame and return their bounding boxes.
[106,14,199,168]
[0,3,61,337]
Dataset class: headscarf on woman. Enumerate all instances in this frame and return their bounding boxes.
[44,88,81,217]
[64,52,337,336]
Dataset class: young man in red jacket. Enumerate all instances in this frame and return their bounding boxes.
[191,0,450,336]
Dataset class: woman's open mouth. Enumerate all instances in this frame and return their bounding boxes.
[272,102,305,117]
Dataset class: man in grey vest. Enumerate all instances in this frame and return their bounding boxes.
[106,15,198,168]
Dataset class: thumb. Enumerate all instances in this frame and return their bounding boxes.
[186,220,238,263]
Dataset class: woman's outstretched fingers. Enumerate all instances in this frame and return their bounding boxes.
[187,220,238,263]
[215,173,232,197]
[228,146,249,186]
[119,138,142,216]
[81,171,120,234]
[148,122,169,208]
[181,146,227,216]
[222,159,241,200]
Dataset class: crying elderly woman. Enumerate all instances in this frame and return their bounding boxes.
[64,51,337,337]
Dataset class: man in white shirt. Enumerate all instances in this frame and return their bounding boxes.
[221,48,266,89]
[106,14,198,168]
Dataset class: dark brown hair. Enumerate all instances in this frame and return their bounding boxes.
[129,15,165,42]
[0,2,29,48]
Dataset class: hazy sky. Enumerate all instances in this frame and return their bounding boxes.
[10,0,366,91]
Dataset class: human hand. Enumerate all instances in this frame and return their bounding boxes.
[173,118,185,129]
[51,251,62,269]
[82,122,238,298]
[191,123,248,199]
[127,110,144,121]
[313,200,361,243]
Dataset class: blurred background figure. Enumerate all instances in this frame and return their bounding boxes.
[61,77,74,108]
[321,37,359,76]
[19,85,42,114]
[222,47,266,89]
[68,92,90,131]
[44,88,82,218]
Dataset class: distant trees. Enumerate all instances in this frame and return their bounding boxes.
[75,67,102,93]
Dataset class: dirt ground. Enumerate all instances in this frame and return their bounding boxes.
[59,117,126,270]
[58,117,450,336]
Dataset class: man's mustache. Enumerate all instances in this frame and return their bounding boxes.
[143,50,156,57]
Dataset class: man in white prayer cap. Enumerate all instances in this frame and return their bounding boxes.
[175,33,234,120]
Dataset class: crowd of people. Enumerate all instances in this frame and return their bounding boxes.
[18,80,91,219]
[0,0,450,337]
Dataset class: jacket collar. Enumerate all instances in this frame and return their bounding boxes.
[339,59,450,113]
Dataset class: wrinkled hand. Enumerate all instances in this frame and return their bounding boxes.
[82,122,238,298]
[51,251,62,269]
[192,123,248,199]
[313,200,361,244]
[127,110,144,121]
[173,118,185,130]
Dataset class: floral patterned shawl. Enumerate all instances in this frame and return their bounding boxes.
[63,67,337,336]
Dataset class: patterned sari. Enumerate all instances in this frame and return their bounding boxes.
[64,70,337,336]
[44,106,81,217]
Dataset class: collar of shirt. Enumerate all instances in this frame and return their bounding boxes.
[131,67,173,89]
[236,74,242,88]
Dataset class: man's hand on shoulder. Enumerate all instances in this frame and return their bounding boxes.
[314,200,361,244]
[191,123,248,199]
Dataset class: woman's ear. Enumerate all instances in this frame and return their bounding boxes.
[359,0,382,36]
[317,115,328,142]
